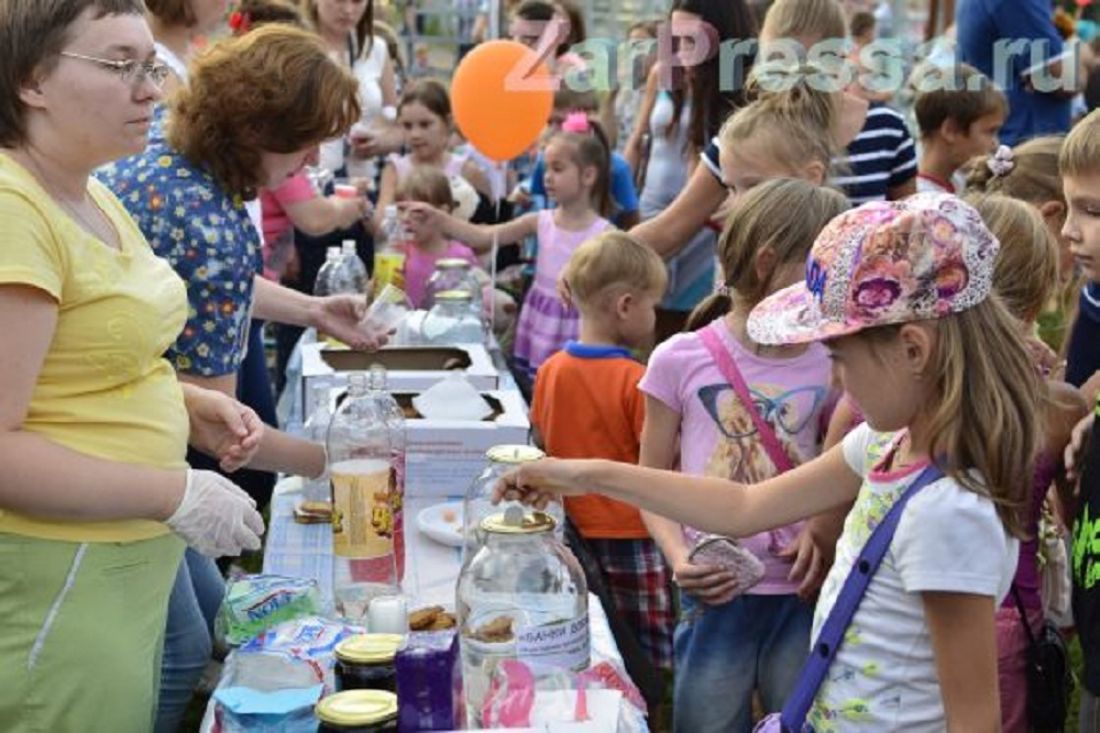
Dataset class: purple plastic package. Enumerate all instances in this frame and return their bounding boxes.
[687,535,765,597]
[395,630,462,731]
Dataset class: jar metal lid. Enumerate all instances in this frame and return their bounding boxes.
[436,258,471,269]
[315,690,398,725]
[334,633,404,664]
[481,508,556,535]
[486,445,544,464]
[434,290,473,301]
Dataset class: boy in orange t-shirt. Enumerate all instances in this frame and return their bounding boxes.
[530,230,673,670]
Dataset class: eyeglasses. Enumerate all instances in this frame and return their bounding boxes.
[59,51,170,87]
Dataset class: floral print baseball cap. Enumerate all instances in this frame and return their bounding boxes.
[747,193,999,345]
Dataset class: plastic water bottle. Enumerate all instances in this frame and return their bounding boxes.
[338,239,370,295]
[313,246,341,297]
[327,369,404,623]
[301,382,334,505]
[373,205,407,295]
[324,243,364,296]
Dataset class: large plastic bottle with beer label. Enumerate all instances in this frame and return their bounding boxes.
[326,369,403,623]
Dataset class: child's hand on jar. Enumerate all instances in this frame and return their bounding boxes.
[492,458,591,509]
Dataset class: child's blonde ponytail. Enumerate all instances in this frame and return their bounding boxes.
[685,178,849,331]
[718,65,840,178]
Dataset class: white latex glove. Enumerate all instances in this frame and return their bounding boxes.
[165,469,266,557]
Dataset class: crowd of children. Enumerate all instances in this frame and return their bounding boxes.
[11,0,1100,731]
[474,3,1100,733]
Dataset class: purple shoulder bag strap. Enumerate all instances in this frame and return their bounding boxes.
[763,462,945,731]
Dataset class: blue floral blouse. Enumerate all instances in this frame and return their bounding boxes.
[97,112,262,377]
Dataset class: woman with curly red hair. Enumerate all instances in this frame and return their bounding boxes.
[97,24,384,730]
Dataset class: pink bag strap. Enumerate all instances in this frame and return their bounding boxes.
[699,322,795,473]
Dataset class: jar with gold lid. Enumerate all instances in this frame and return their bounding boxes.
[315,689,398,732]
[425,258,481,310]
[419,290,484,344]
[455,506,589,728]
[462,445,563,555]
[334,633,404,693]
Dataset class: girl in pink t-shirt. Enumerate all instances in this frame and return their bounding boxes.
[638,179,848,731]
[375,79,491,233]
[396,167,481,309]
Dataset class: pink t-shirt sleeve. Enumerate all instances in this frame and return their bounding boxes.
[445,240,480,265]
[638,333,691,414]
[271,173,316,206]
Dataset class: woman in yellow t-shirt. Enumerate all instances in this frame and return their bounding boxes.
[0,3,266,731]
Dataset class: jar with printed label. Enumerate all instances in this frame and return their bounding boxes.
[455,506,589,728]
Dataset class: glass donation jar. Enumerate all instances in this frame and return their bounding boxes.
[425,258,481,310]
[455,506,590,728]
[419,290,484,345]
[462,445,564,556]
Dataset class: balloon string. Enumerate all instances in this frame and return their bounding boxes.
[489,160,505,336]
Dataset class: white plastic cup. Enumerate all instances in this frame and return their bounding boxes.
[367,594,408,634]
[360,283,409,337]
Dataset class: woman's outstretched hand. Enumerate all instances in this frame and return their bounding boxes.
[492,458,591,509]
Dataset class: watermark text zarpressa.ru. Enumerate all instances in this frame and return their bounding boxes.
[503,18,1082,96]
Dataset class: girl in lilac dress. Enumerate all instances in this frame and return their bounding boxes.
[403,114,613,380]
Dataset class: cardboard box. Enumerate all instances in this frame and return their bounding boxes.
[301,342,499,417]
[328,387,530,498]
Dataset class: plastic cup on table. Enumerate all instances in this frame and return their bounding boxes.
[367,594,409,634]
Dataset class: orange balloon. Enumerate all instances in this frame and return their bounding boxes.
[451,40,554,162]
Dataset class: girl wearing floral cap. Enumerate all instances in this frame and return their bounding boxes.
[497,193,1042,731]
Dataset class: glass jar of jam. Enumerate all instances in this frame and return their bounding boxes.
[334,634,404,693]
[316,690,398,732]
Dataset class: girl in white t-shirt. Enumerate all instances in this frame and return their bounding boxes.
[498,193,1042,731]
[304,0,403,175]
[639,179,848,731]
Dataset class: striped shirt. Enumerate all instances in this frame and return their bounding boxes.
[701,104,917,205]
